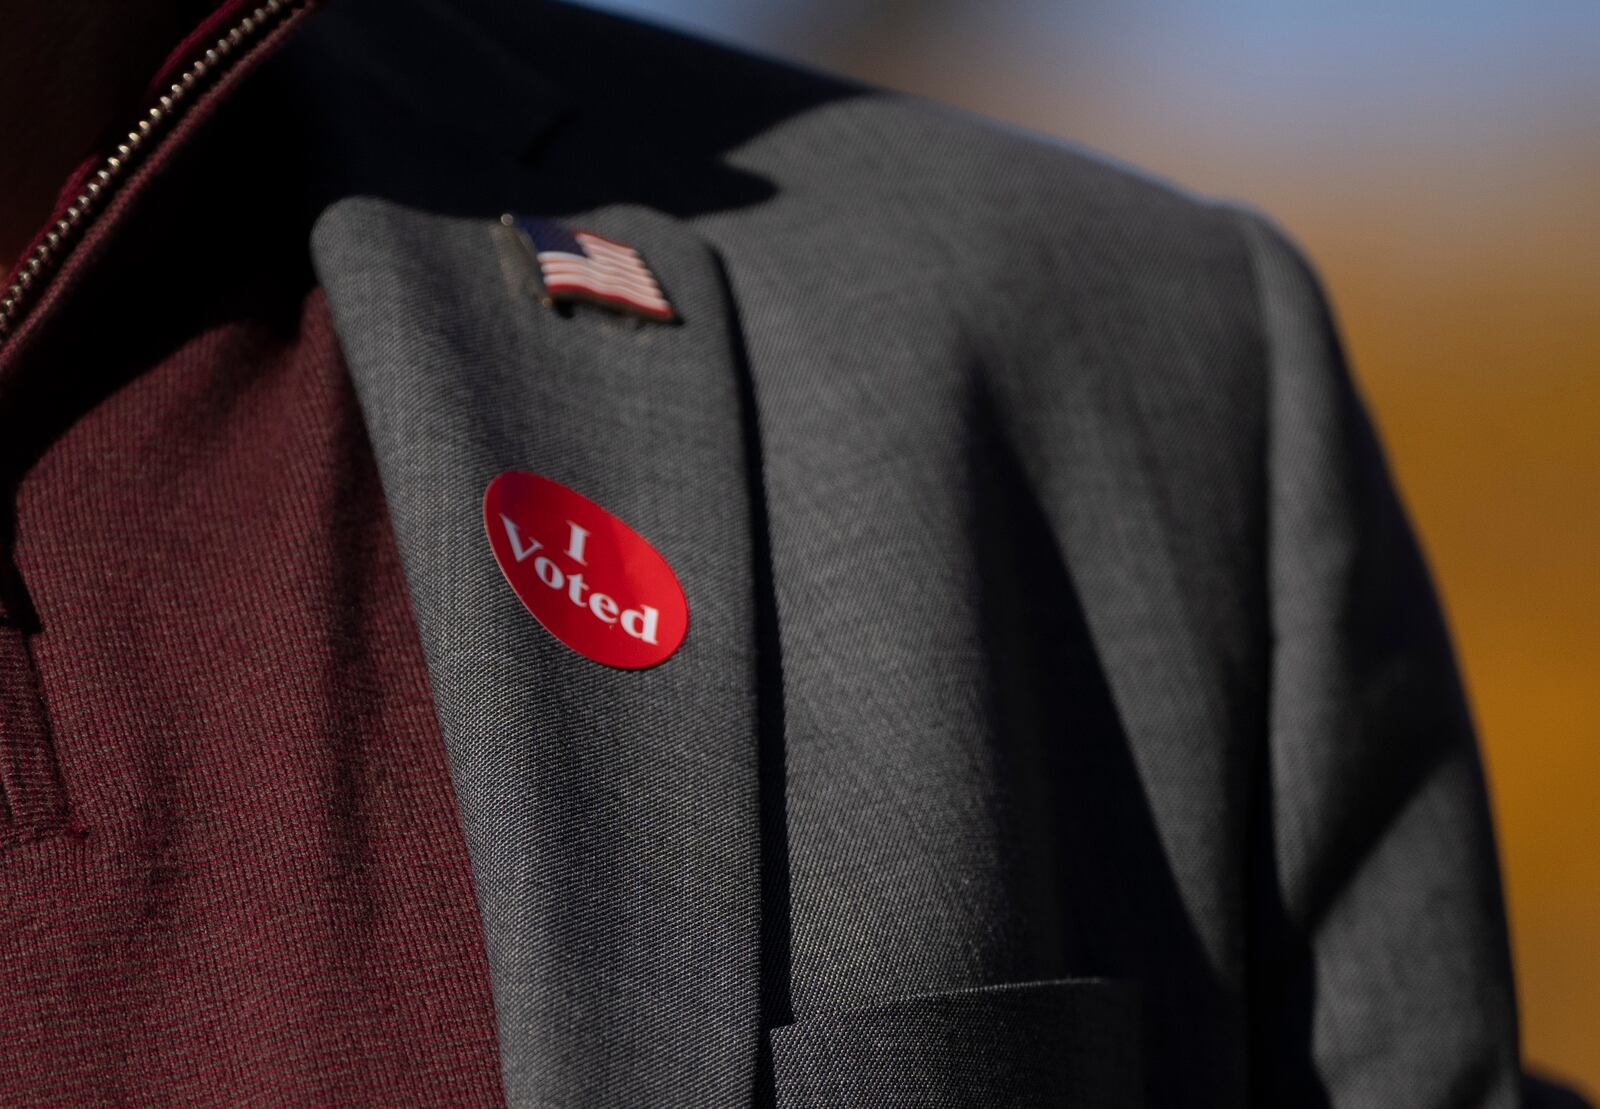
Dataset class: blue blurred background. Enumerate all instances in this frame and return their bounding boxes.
[586,0,1600,1089]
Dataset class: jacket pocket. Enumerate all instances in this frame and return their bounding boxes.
[768,977,1143,1109]
[0,615,68,849]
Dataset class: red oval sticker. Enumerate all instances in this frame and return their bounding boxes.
[483,471,689,669]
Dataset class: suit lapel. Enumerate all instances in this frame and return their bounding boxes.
[311,199,764,1106]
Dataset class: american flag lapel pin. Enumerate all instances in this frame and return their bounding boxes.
[502,214,677,323]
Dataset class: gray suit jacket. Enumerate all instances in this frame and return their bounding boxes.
[274,0,1523,1104]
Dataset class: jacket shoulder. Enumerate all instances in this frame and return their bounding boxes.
[291,0,1291,405]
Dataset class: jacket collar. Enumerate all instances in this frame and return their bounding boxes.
[294,2,770,1100]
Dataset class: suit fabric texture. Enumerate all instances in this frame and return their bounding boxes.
[0,0,1527,1105]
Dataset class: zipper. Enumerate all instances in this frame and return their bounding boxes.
[0,555,66,845]
[0,0,305,343]
[0,0,309,842]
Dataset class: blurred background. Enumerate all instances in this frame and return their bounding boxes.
[588,0,1600,1089]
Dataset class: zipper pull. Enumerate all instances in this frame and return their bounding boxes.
[0,552,67,842]
[0,556,38,631]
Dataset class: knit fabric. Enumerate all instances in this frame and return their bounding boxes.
[0,29,505,1101]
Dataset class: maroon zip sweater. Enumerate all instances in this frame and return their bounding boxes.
[0,3,506,1101]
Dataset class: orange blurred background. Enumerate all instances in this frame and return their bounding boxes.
[602,0,1600,1090]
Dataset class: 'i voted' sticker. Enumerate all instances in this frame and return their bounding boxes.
[483,471,689,669]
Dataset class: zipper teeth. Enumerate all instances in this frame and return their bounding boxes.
[0,0,301,340]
